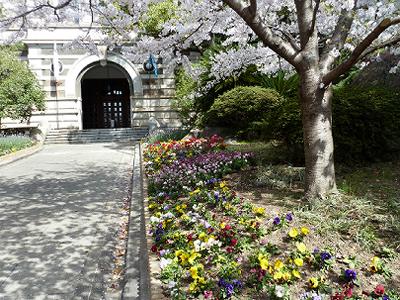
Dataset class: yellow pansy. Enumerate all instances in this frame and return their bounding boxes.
[370,256,381,273]
[292,269,301,279]
[148,203,157,209]
[189,264,203,279]
[189,266,199,279]
[189,281,197,292]
[199,232,207,241]
[301,227,310,235]
[273,272,283,280]
[274,259,284,270]
[220,222,226,229]
[260,258,269,270]
[288,227,299,238]
[175,250,189,265]
[296,242,307,254]
[189,189,200,196]
[253,207,266,216]
[220,181,227,188]
[188,252,201,265]
[294,258,304,267]
[309,277,319,288]
[283,272,292,281]
[198,277,206,284]
[181,214,190,221]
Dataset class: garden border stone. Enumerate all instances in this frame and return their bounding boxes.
[0,142,43,167]
[140,143,168,300]
[123,144,152,300]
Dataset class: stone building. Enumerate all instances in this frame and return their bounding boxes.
[1,25,180,131]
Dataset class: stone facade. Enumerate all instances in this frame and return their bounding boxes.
[2,26,180,130]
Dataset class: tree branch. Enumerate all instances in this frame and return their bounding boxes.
[359,34,400,59]
[294,0,314,49]
[223,0,301,68]
[319,3,357,72]
[323,17,400,84]
[0,0,73,25]
[310,0,321,39]
[277,28,300,52]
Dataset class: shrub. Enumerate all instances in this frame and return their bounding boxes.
[250,95,304,163]
[254,86,400,163]
[171,68,197,126]
[0,47,45,126]
[333,86,400,162]
[204,86,283,134]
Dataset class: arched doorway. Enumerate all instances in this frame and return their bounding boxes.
[81,63,131,129]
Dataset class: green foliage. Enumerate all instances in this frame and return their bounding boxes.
[253,86,400,163]
[254,71,299,98]
[172,68,197,125]
[333,86,400,162]
[0,48,45,125]
[143,128,189,144]
[139,0,176,36]
[204,86,283,134]
[0,135,33,156]
[250,95,303,163]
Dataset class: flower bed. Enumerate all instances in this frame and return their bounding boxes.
[144,135,397,300]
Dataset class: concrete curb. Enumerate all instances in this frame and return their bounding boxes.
[0,143,44,167]
[140,145,168,300]
[122,144,151,300]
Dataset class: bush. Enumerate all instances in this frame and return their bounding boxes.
[204,86,283,135]
[333,86,400,162]
[171,68,197,126]
[0,47,45,126]
[250,95,304,163]
[254,86,400,163]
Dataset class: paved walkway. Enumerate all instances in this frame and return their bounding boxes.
[0,143,139,299]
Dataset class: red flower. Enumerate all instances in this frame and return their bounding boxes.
[187,233,193,241]
[225,224,232,230]
[151,245,157,253]
[374,284,385,296]
[344,288,353,298]
[331,293,344,300]
[226,246,234,253]
[230,238,238,246]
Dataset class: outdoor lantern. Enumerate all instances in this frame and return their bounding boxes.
[143,54,158,77]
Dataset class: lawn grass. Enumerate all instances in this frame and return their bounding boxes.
[0,135,34,156]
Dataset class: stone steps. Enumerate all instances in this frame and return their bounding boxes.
[45,128,148,144]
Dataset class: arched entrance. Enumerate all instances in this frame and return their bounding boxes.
[81,64,131,129]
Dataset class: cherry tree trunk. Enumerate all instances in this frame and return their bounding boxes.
[299,70,337,200]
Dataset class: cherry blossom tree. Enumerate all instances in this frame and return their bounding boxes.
[1,0,399,199]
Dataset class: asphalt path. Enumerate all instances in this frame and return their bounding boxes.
[0,143,135,299]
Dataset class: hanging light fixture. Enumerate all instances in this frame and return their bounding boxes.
[106,65,111,95]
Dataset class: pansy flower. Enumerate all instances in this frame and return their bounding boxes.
[344,269,357,281]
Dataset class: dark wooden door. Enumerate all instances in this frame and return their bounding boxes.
[82,79,130,129]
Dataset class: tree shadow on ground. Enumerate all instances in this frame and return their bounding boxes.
[0,144,135,299]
